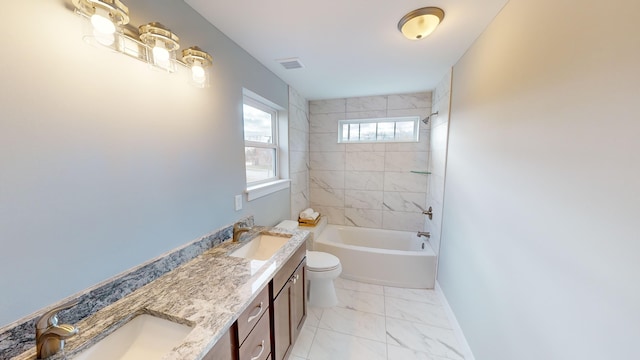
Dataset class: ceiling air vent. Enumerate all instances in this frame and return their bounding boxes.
[277,58,304,70]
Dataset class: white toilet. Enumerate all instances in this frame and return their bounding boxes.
[305,250,341,307]
[276,218,342,308]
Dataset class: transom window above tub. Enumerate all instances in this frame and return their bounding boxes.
[337,116,420,143]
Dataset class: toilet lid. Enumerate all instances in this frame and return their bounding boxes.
[306,251,340,271]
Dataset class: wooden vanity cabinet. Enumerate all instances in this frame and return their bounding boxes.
[205,243,307,360]
[203,328,233,360]
[270,245,307,360]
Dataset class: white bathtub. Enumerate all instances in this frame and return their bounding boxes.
[314,225,436,289]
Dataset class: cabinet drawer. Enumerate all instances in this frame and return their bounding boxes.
[273,245,306,295]
[239,311,271,360]
[237,286,269,344]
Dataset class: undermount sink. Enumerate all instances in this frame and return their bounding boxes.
[73,314,193,360]
[230,234,291,261]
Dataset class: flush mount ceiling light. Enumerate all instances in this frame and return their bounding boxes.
[182,46,213,87]
[139,22,180,71]
[398,7,445,40]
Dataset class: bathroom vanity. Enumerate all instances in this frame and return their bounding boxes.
[11,226,309,360]
[206,245,306,360]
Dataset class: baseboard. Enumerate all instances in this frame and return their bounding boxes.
[435,281,475,360]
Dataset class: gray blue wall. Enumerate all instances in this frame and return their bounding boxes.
[438,0,640,358]
[0,0,289,327]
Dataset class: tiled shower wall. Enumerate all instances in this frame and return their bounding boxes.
[309,93,432,231]
[288,86,310,220]
[425,72,452,254]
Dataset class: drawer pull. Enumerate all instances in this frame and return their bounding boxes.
[250,340,265,360]
[246,301,264,323]
[290,273,300,284]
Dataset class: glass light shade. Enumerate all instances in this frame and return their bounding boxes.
[90,8,116,34]
[152,41,170,64]
[398,7,445,40]
[73,0,130,29]
[139,22,179,72]
[181,46,212,87]
[191,63,206,84]
[74,0,129,49]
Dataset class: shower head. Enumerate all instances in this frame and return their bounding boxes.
[422,111,439,124]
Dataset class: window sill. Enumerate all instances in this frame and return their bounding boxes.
[246,179,291,201]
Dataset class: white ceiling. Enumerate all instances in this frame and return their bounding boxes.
[184,0,508,100]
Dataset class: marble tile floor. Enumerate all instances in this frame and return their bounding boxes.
[290,277,465,360]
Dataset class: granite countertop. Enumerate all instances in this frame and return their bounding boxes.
[15,227,309,360]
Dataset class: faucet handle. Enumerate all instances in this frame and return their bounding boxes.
[36,300,79,330]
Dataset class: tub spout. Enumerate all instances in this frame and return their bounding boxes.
[417,231,431,239]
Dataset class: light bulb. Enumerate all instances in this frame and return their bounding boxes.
[153,46,169,61]
[191,64,206,84]
[152,44,171,69]
[90,8,116,35]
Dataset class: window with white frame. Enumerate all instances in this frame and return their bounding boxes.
[338,116,420,143]
[243,96,278,185]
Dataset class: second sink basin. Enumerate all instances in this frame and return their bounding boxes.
[73,314,193,360]
[230,234,291,261]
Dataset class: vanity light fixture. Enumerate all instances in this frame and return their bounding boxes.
[398,7,445,40]
[182,47,213,87]
[70,0,213,88]
[139,22,180,72]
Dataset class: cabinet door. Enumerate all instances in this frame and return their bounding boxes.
[290,263,306,340]
[203,328,234,360]
[273,281,293,360]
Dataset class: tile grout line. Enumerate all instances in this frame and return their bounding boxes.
[303,307,322,360]
[383,285,389,360]
[305,321,319,360]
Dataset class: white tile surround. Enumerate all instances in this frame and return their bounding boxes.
[309,93,432,231]
[424,72,452,255]
[290,277,466,360]
[289,86,311,219]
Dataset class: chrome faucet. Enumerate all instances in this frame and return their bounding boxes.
[35,301,79,359]
[233,222,252,242]
[417,231,431,239]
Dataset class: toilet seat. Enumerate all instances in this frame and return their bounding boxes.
[306,251,340,272]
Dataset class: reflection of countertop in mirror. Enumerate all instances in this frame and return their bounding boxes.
[14,227,309,360]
